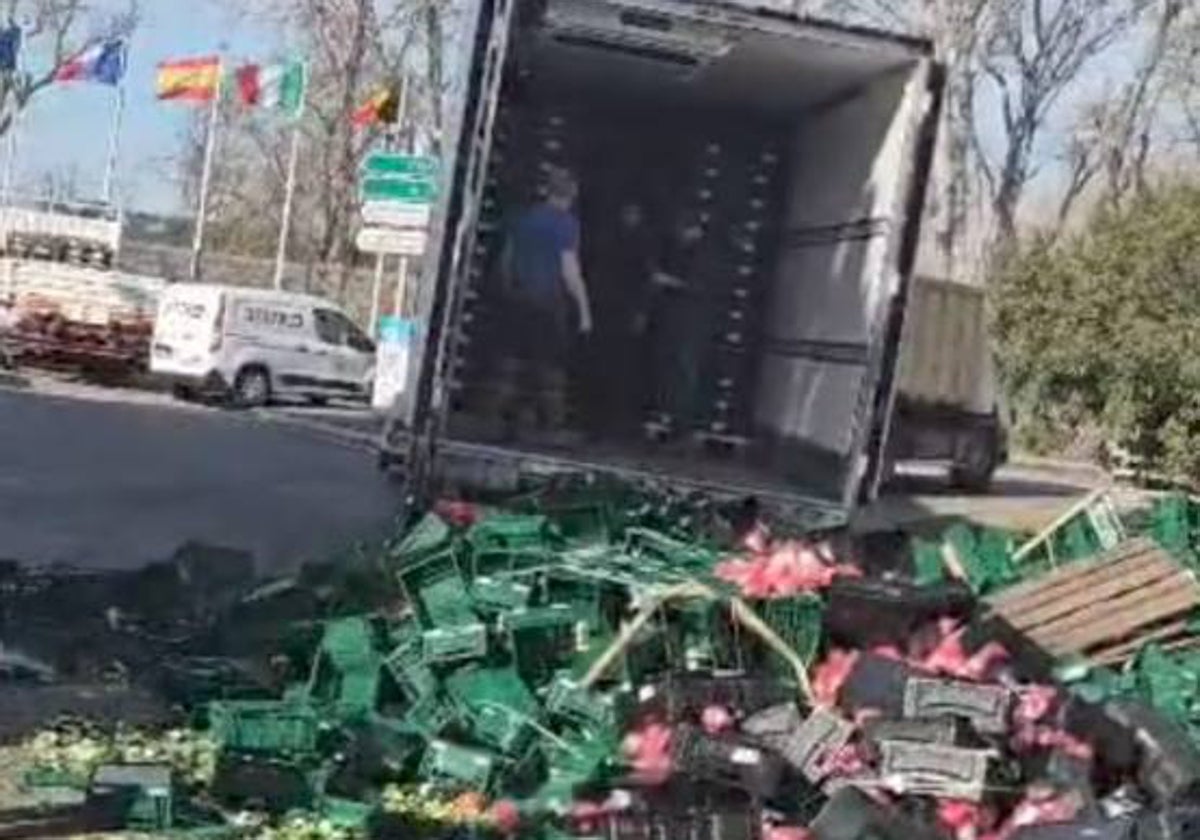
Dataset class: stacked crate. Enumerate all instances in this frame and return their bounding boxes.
[694,144,782,445]
[646,134,783,445]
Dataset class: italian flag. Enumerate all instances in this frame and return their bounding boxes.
[236,60,307,116]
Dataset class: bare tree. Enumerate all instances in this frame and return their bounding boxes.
[189,0,455,298]
[819,0,992,278]
[1056,0,1184,222]
[974,0,1152,252]
[1161,5,1200,155]
[0,0,139,139]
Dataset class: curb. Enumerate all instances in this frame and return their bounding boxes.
[1006,454,1110,481]
[254,410,381,453]
[0,370,30,389]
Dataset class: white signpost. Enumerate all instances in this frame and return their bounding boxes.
[359,152,440,413]
[355,226,428,256]
[362,202,431,229]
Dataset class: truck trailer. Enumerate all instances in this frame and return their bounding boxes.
[886,275,1008,491]
[382,0,943,528]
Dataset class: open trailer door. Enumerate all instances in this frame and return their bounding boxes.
[399,0,519,499]
[394,0,943,523]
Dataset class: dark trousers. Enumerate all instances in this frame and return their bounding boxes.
[486,297,572,431]
[649,301,709,429]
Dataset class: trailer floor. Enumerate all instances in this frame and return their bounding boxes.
[420,429,850,530]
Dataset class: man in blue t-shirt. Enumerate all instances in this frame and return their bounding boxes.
[489,168,593,441]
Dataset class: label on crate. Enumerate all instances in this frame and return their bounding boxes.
[879,742,992,801]
[903,678,1012,735]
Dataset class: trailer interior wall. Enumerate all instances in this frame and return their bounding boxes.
[757,64,933,498]
[428,0,936,505]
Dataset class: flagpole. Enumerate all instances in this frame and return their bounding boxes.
[2,30,24,206]
[1,97,19,205]
[102,69,127,206]
[273,63,307,291]
[189,62,222,283]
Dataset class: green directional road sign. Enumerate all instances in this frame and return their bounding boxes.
[361,177,439,204]
[363,153,439,178]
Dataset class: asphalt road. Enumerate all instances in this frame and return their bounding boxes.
[0,384,406,573]
[0,371,1113,573]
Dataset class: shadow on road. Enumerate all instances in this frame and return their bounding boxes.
[885,472,1085,499]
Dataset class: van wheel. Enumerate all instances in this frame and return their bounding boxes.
[233,366,272,408]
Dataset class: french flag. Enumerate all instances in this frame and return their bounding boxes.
[55,40,126,86]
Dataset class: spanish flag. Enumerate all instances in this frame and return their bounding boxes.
[157,56,222,103]
[352,85,400,129]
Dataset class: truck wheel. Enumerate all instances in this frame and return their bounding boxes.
[233,366,272,408]
[950,433,998,493]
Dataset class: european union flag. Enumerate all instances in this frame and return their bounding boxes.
[0,26,22,73]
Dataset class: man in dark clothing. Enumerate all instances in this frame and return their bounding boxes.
[488,168,593,442]
[585,201,659,436]
[645,214,711,439]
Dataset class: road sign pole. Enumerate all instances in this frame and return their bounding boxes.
[394,255,408,319]
[369,252,384,338]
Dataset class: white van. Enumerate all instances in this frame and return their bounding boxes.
[150,284,376,406]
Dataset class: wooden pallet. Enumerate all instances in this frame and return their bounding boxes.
[984,537,1200,667]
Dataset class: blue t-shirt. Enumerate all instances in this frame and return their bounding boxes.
[507,203,579,306]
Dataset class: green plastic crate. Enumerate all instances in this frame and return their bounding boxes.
[545,671,628,732]
[208,700,321,756]
[757,595,823,668]
[320,796,377,830]
[467,514,559,577]
[397,549,477,629]
[445,666,540,755]
[419,740,497,791]
[385,634,439,700]
[402,694,457,740]
[471,574,535,613]
[624,528,718,575]
[309,617,383,717]
[391,513,454,567]
[505,604,588,685]
[422,623,489,664]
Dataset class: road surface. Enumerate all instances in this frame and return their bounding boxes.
[0,372,1111,573]
[0,383,405,573]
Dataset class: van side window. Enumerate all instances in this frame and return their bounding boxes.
[341,314,375,352]
[314,308,348,346]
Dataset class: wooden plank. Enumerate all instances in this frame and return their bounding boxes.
[1038,584,1200,654]
[1090,620,1192,666]
[993,554,1169,623]
[999,558,1182,631]
[989,539,1159,612]
[1031,573,1196,644]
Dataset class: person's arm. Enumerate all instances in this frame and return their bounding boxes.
[561,248,592,334]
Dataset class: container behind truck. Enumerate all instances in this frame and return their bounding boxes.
[885,275,1008,490]
[1,259,163,375]
[385,0,943,526]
